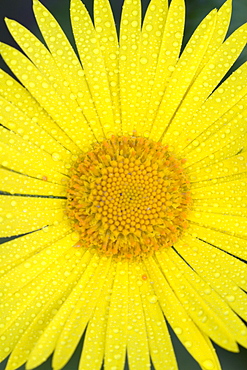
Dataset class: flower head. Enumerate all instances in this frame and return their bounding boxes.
[0,0,247,370]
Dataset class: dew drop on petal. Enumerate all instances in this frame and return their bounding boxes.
[149,295,158,304]
[174,327,183,335]
[52,152,61,161]
[202,360,214,369]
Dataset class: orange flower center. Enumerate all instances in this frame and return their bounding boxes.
[66,135,192,259]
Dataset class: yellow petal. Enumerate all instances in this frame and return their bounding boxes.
[167,248,247,346]
[140,263,178,370]
[0,69,78,154]
[0,221,71,273]
[189,212,246,240]
[119,0,142,134]
[189,151,247,184]
[183,98,247,170]
[192,197,246,217]
[127,262,150,369]
[104,261,128,370]
[52,255,112,370]
[134,0,169,136]
[184,230,247,291]
[179,60,247,154]
[195,0,232,72]
[0,126,68,184]
[78,263,115,370]
[146,257,222,370]
[175,235,247,347]
[0,94,70,159]
[26,251,94,369]
[188,222,247,261]
[94,0,121,130]
[3,248,85,370]
[150,6,217,143]
[0,168,66,197]
[0,42,93,150]
[70,0,115,137]
[157,250,238,351]
[0,194,67,237]
[0,232,74,297]
[139,0,185,136]
[32,0,106,143]
[165,23,247,150]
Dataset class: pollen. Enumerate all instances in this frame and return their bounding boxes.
[66,135,192,259]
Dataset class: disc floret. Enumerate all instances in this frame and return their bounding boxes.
[66,135,191,259]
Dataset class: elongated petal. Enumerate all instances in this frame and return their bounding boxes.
[4,248,85,370]
[53,255,112,370]
[150,7,217,142]
[104,262,128,370]
[94,0,120,130]
[134,0,169,135]
[0,169,66,197]
[139,264,178,370]
[78,264,115,370]
[0,126,69,184]
[119,0,142,134]
[175,235,247,347]
[145,257,222,370]
[0,221,72,272]
[26,251,94,369]
[156,251,238,351]
[70,0,115,137]
[0,69,78,154]
[127,263,150,369]
[139,0,185,136]
[0,42,93,150]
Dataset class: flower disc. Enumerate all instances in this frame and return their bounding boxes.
[66,135,192,258]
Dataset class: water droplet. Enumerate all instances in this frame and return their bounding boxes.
[184,341,192,348]
[71,231,79,241]
[174,327,183,335]
[145,24,153,32]
[203,360,214,369]
[149,295,157,304]
[52,152,61,161]
[131,21,138,28]
[140,57,148,65]
[226,295,235,302]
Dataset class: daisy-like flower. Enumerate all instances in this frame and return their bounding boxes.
[0,0,247,369]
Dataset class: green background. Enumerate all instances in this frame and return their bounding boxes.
[0,0,247,369]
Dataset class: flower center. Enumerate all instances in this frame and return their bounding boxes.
[66,135,191,259]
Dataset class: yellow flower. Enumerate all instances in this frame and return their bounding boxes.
[0,0,247,369]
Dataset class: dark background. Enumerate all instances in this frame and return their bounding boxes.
[0,0,247,369]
